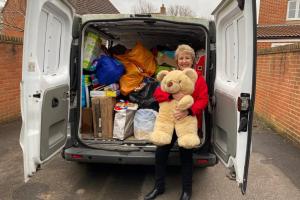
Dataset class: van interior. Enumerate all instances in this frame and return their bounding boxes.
[78,18,209,151]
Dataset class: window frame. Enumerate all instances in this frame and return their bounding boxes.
[286,0,300,20]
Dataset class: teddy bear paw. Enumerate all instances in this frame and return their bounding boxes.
[178,134,200,149]
[149,132,173,146]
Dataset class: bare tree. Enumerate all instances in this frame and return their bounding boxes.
[0,0,26,33]
[131,0,156,14]
[168,4,195,17]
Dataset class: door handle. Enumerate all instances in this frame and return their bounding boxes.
[52,98,59,108]
[32,93,41,98]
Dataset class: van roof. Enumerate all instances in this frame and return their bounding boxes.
[81,14,211,30]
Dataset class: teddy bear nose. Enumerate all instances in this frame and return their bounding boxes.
[167,81,173,87]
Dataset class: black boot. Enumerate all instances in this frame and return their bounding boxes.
[144,187,165,200]
[179,191,191,200]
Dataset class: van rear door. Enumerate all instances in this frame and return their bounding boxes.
[20,0,74,182]
[211,0,256,194]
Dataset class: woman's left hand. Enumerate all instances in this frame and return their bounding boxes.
[173,109,188,120]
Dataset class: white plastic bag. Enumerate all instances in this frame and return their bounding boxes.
[134,109,158,140]
[113,109,136,140]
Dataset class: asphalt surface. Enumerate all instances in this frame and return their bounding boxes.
[0,118,300,200]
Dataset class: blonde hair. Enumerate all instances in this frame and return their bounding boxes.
[175,44,195,61]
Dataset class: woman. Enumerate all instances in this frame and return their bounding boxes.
[144,44,208,200]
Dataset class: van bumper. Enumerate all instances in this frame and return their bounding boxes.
[62,146,217,167]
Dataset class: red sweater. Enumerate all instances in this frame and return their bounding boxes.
[153,74,209,129]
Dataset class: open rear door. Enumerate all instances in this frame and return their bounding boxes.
[212,0,256,194]
[20,0,74,182]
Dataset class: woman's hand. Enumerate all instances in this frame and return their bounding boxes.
[173,109,188,120]
[172,91,185,100]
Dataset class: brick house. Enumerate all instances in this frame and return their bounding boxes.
[0,0,26,37]
[0,0,119,123]
[257,0,300,49]
[255,0,300,145]
[0,0,119,37]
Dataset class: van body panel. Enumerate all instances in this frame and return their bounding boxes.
[63,146,217,167]
[20,0,74,182]
[212,0,256,193]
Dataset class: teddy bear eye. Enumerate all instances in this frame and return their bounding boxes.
[178,80,182,84]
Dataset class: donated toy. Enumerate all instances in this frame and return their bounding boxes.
[150,68,200,149]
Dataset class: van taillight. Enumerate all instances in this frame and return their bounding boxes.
[71,154,83,159]
[196,159,208,165]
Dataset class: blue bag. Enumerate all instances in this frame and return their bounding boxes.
[81,75,86,108]
[96,55,125,85]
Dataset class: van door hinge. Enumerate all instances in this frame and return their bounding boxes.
[226,168,236,181]
[62,91,70,101]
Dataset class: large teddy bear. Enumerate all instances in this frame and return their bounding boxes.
[150,68,200,149]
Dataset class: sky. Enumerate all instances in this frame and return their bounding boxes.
[0,0,5,7]
[0,0,260,21]
[110,0,223,19]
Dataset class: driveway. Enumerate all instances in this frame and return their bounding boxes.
[0,119,299,200]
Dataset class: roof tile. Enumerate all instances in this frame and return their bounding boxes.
[69,0,119,15]
[257,24,300,39]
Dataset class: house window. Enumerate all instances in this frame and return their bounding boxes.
[287,0,300,20]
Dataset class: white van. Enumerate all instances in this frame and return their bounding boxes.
[20,0,256,194]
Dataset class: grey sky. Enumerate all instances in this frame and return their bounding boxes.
[0,0,5,7]
[0,0,260,21]
[110,0,222,18]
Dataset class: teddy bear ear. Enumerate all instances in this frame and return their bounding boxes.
[156,70,169,81]
[183,68,198,83]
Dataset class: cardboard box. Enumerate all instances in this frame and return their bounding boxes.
[99,96,116,139]
[90,90,120,97]
[91,98,102,138]
[81,108,93,133]
[90,90,106,97]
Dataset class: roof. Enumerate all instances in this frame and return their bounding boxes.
[69,0,119,15]
[257,24,300,39]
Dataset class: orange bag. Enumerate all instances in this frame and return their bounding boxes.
[114,42,157,95]
[114,55,140,73]
[120,42,157,76]
[119,72,144,96]
[114,55,143,95]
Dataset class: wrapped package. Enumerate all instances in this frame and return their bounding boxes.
[83,32,102,69]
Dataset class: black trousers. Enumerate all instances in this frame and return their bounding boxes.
[154,133,193,193]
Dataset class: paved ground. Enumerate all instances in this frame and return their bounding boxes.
[0,118,300,200]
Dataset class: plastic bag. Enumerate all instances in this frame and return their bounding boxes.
[134,109,158,140]
[128,81,159,110]
[113,109,137,140]
[96,55,125,85]
[81,75,86,108]
[126,42,157,76]
[119,72,144,96]
[114,41,157,76]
